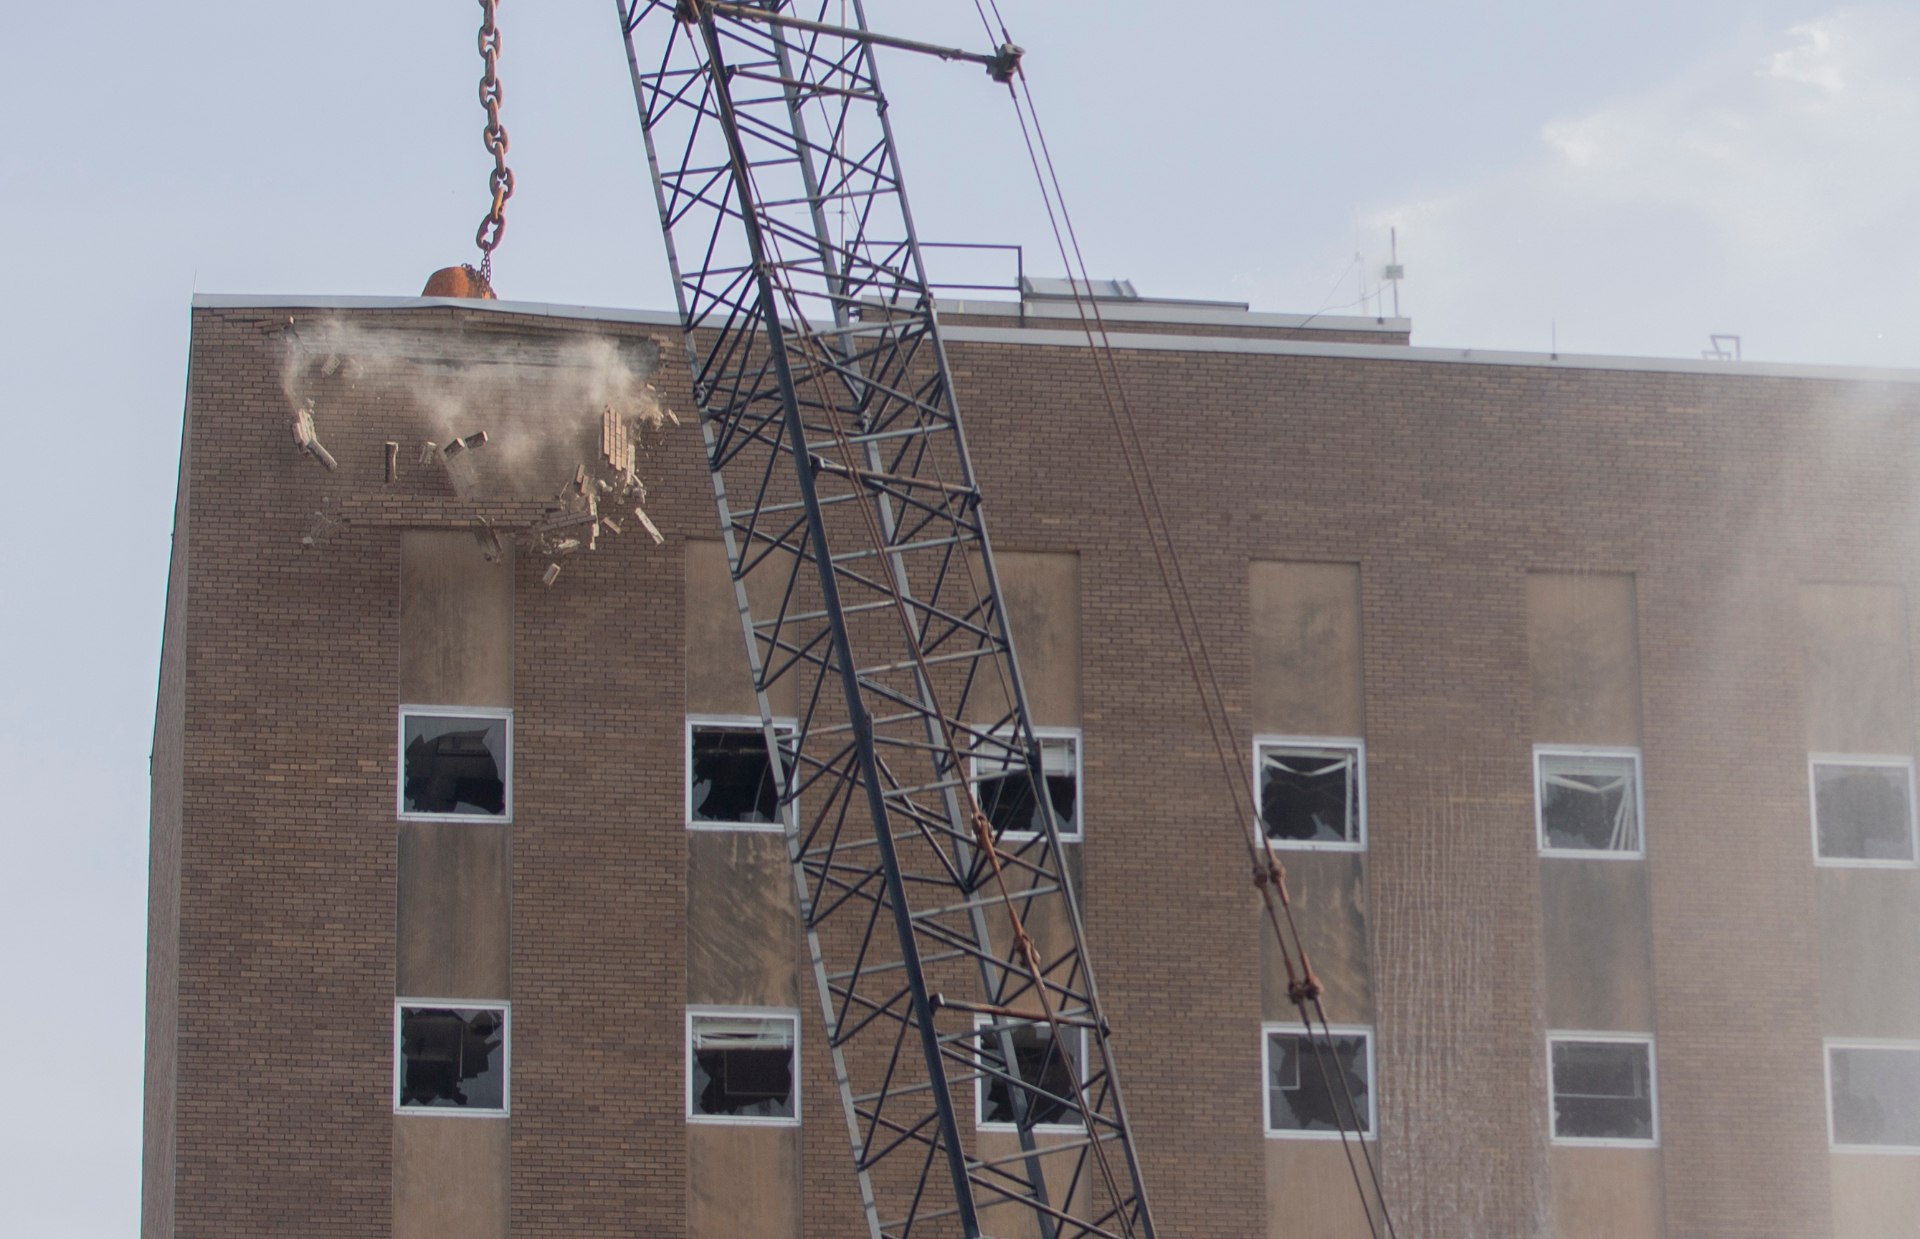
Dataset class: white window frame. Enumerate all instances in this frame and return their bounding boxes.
[1261,1022,1377,1140]
[685,714,798,833]
[973,1014,1089,1134]
[1533,745,1645,861]
[393,999,511,1117]
[685,1006,802,1127]
[397,705,514,822]
[969,726,1083,844]
[1808,754,1920,868]
[1825,1038,1920,1154]
[1252,736,1367,853]
[1547,1031,1659,1148]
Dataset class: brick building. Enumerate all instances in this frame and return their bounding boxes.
[147,289,1920,1237]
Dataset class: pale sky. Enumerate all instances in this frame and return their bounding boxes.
[3,2,1915,1231]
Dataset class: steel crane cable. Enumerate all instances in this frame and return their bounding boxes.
[975,12,1401,1236]
[709,16,1144,1234]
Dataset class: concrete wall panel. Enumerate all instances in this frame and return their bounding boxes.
[399,531,513,708]
[687,1126,801,1239]
[1817,869,1920,1036]
[1830,1153,1920,1239]
[1541,859,1656,1031]
[686,830,800,1008]
[1262,851,1372,1025]
[1250,561,1363,737]
[396,822,511,1000]
[393,1118,509,1239]
[1527,573,1642,747]
[685,537,799,718]
[1801,584,1912,753]
[1551,1146,1664,1238]
[1263,1139,1385,1239]
[971,550,1081,727]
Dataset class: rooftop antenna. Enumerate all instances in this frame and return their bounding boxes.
[1383,227,1404,319]
[1703,333,1742,361]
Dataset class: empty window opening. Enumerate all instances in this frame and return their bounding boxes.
[1264,1026,1374,1138]
[687,1010,799,1124]
[975,1017,1087,1131]
[1256,739,1364,849]
[400,709,510,819]
[687,719,794,830]
[1828,1042,1920,1151]
[1549,1035,1657,1144]
[395,1003,508,1114]
[972,729,1081,842]
[1535,748,1642,857]
[1811,758,1918,865]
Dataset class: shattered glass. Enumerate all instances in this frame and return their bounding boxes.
[690,1015,796,1120]
[974,734,1079,840]
[1266,1031,1371,1135]
[398,1006,507,1111]
[1538,752,1639,853]
[689,726,786,826]
[1830,1044,1920,1148]
[978,1021,1083,1129]
[1259,745,1359,845]
[1551,1039,1654,1141]
[403,713,508,816]
[1813,762,1916,862]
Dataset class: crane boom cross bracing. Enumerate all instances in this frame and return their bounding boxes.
[616,2,1156,1236]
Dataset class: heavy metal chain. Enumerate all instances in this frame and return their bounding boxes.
[475,0,513,284]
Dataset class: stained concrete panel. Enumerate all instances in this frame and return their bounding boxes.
[397,822,511,1000]
[1262,851,1372,1025]
[1527,573,1641,747]
[687,1125,801,1239]
[969,550,1081,727]
[400,530,513,707]
[685,538,801,718]
[1816,868,1920,1036]
[974,1130,1098,1239]
[1250,561,1364,737]
[1831,1152,1920,1239]
[1550,1146,1664,1239]
[393,1116,509,1239]
[686,830,800,1008]
[1800,584,1914,754]
[1263,1138,1385,1239]
[1540,858,1656,1032]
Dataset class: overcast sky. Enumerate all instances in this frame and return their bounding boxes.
[3,2,1915,1231]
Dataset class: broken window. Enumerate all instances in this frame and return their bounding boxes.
[395,1003,508,1113]
[1535,748,1642,856]
[687,1010,799,1124]
[1811,758,1918,864]
[1264,1026,1374,1138]
[400,708,511,819]
[1828,1042,1920,1150]
[972,729,1081,842]
[1549,1035,1657,1144]
[974,1017,1087,1131]
[1256,740,1364,849]
[687,718,795,829]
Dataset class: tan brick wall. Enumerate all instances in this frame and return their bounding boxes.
[154,305,1920,1237]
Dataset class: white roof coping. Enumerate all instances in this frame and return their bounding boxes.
[192,293,1920,385]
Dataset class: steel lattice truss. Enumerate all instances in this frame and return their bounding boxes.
[617,3,1155,1236]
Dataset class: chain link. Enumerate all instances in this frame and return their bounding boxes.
[474,0,513,282]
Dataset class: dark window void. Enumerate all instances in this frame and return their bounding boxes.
[1551,1039,1654,1141]
[398,1006,506,1111]
[690,1015,796,1120]
[1831,1045,1920,1148]
[403,713,508,816]
[1266,1031,1372,1135]
[978,1021,1083,1128]
[689,726,785,826]
[975,735,1078,839]
[1259,745,1360,845]
[1538,753,1640,853]
[1814,762,1916,862]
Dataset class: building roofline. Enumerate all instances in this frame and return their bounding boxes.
[191,293,1920,385]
